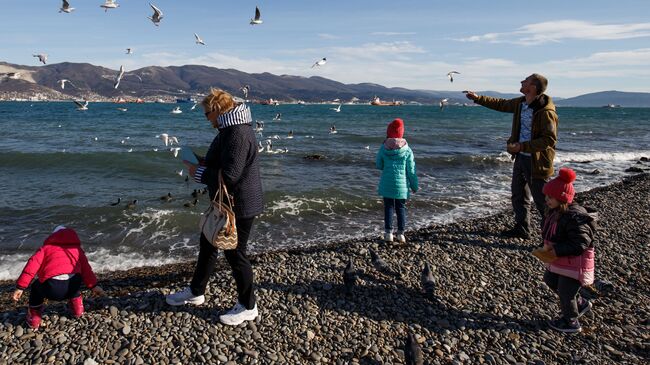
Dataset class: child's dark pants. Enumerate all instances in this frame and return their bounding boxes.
[543,270,582,319]
[29,274,82,307]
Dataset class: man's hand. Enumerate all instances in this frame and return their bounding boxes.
[507,143,522,155]
[12,289,23,302]
[463,90,478,101]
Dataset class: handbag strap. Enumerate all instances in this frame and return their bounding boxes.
[210,171,234,210]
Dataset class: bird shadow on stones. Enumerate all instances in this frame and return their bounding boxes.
[257,279,547,336]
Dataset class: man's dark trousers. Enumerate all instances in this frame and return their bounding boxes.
[511,154,547,234]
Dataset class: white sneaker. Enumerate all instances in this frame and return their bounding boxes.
[384,232,394,242]
[396,233,406,243]
[219,303,258,326]
[165,287,205,306]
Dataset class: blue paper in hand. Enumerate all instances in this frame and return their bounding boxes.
[180,146,199,165]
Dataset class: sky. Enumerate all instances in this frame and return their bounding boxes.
[1,0,650,98]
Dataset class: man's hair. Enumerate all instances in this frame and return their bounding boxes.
[530,73,548,95]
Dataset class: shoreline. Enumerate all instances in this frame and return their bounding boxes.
[1,173,648,364]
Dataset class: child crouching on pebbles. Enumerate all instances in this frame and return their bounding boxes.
[532,168,597,333]
[12,226,104,330]
[376,118,418,243]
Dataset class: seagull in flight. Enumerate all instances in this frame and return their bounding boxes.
[439,98,449,111]
[59,0,75,13]
[330,104,341,112]
[57,79,74,90]
[311,58,327,68]
[125,48,133,54]
[0,72,21,81]
[250,6,262,25]
[148,3,163,26]
[33,54,48,65]
[113,65,142,89]
[100,0,119,12]
[114,65,125,89]
[194,33,206,45]
[447,71,460,83]
[240,85,250,98]
[73,100,88,111]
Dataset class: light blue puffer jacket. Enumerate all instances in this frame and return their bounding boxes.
[376,139,418,199]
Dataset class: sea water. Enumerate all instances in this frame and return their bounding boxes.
[1,102,648,279]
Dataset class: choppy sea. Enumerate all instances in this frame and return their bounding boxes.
[1,101,648,279]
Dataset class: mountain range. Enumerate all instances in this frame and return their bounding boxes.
[1,61,649,106]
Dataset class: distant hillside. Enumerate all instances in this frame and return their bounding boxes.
[555,91,650,107]
[0,61,459,103]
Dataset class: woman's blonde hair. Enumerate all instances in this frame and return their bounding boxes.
[201,88,235,115]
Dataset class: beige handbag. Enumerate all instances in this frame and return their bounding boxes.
[199,172,238,250]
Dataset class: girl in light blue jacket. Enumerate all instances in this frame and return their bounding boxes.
[376,118,418,243]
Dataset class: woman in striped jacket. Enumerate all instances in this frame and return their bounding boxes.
[166,89,264,326]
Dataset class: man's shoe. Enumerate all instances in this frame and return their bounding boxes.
[501,226,530,239]
[26,305,43,330]
[384,232,394,242]
[68,295,84,318]
[395,232,406,243]
[577,299,592,318]
[548,317,582,333]
[219,303,258,326]
[165,287,205,306]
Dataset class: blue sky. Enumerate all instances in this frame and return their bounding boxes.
[1,0,649,97]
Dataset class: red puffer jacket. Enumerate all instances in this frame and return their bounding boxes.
[16,228,97,290]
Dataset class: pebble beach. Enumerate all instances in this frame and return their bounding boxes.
[1,173,648,365]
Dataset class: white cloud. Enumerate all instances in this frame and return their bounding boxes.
[317,33,340,40]
[370,32,416,36]
[456,20,650,45]
[331,41,425,60]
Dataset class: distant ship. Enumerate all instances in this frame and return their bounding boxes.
[602,104,621,108]
[370,96,403,106]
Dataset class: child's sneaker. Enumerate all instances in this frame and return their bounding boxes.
[165,287,205,306]
[548,317,582,333]
[384,232,394,242]
[68,295,84,318]
[26,305,43,330]
[577,299,592,318]
[219,303,258,326]
[396,232,406,243]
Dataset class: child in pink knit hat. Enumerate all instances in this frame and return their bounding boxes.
[532,168,598,334]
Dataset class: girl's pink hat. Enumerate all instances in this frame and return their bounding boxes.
[543,168,576,203]
[387,118,404,138]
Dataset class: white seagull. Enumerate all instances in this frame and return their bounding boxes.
[148,3,163,26]
[114,65,125,89]
[125,48,133,54]
[57,79,74,89]
[0,72,21,81]
[33,54,48,65]
[240,85,250,98]
[330,104,341,112]
[447,71,460,83]
[100,0,119,12]
[311,58,327,68]
[250,6,262,25]
[194,33,206,46]
[190,103,198,110]
[73,100,88,111]
[59,0,75,13]
[439,98,449,111]
[157,133,169,146]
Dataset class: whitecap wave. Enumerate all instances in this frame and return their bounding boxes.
[556,151,650,163]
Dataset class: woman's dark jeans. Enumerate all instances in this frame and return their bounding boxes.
[190,217,256,310]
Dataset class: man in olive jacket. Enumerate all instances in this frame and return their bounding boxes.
[466,74,558,239]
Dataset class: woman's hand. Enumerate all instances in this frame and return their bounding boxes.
[183,161,198,178]
[12,289,23,302]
